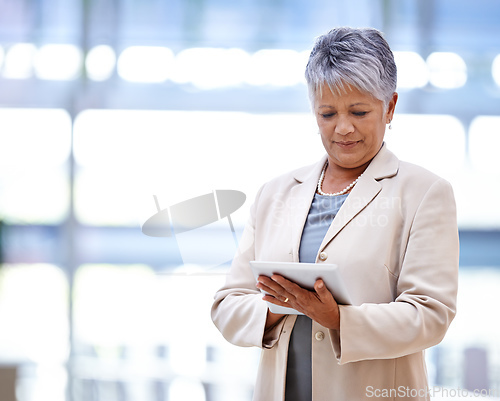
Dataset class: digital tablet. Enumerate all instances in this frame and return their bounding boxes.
[250,261,352,315]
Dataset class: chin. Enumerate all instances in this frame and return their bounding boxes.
[333,155,363,168]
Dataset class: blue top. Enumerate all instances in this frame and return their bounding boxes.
[298,193,348,264]
[285,192,348,401]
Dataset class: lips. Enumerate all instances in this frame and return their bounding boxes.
[335,140,360,149]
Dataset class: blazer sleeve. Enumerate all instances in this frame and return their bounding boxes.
[330,178,459,364]
[211,185,287,349]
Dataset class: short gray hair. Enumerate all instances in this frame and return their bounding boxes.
[305,27,397,106]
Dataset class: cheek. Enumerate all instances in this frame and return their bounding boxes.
[316,119,333,134]
[360,119,385,140]
[319,132,329,148]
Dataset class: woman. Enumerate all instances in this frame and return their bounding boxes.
[211,27,459,401]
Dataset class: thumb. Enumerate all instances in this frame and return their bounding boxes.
[314,279,333,301]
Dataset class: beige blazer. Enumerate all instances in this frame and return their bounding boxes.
[211,144,459,401]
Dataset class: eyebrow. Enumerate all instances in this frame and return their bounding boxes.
[318,102,370,109]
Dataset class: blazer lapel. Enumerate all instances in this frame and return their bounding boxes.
[318,175,381,252]
[289,156,328,262]
[318,143,400,253]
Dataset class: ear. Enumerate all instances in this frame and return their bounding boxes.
[385,92,398,124]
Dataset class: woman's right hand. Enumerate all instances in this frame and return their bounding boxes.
[257,276,286,329]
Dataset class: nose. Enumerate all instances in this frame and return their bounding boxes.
[335,115,354,135]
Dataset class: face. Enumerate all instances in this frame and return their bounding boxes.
[314,84,398,171]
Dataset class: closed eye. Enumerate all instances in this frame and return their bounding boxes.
[320,113,336,118]
[352,111,368,117]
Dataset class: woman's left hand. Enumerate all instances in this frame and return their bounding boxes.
[257,274,340,330]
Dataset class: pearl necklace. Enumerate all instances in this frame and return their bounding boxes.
[317,162,363,196]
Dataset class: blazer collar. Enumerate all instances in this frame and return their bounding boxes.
[292,142,399,184]
[290,143,400,259]
[361,142,399,181]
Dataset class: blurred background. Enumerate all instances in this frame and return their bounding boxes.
[0,0,499,400]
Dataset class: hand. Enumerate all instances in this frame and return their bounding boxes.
[257,274,340,330]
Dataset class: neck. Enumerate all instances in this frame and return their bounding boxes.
[317,160,367,196]
[324,159,369,182]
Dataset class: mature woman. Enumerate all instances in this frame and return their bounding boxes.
[211,27,459,401]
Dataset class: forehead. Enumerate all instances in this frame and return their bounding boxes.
[315,84,382,108]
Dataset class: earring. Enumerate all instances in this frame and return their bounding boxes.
[388,119,392,130]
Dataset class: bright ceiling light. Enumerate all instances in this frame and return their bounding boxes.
[469,116,500,173]
[171,47,250,89]
[35,44,83,80]
[86,45,116,81]
[245,49,307,87]
[117,46,174,83]
[492,54,500,87]
[393,51,429,89]
[2,43,36,79]
[384,114,465,177]
[0,108,72,167]
[427,52,467,89]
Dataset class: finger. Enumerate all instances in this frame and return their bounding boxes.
[258,275,294,303]
[257,275,288,299]
[260,275,289,295]
[314,279,336,304]
[262,293,291,307]
[256,280,276,296]
[257,275,276,287]
[271,274,307,295]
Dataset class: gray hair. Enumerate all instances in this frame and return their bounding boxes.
[305,27,397,107]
